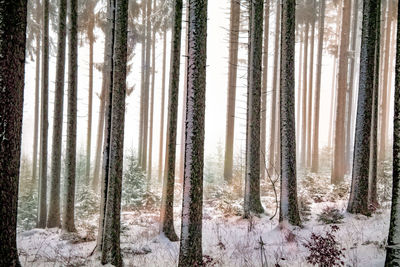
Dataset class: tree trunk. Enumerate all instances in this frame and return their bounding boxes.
[280,0,301,226]
[244,0,264,218]
[0,1,27,265]
[331,0,351,184]
[63,0,78,232]
[268,0,280,174]
[178,0,208,265]
[37,0,49,229]
[300,16,309,169]
[260,0,269,181]
[158,29,167,182]
[160,0,183,242]
[328,55,337,149]
[138,1,146,165]
[347,0,377,215]
[345,0,359,173]
[223,0,241,182]
[47,0,67,228]
[311,0,325,173]
[101,0,128,265]
[296,28,303,159]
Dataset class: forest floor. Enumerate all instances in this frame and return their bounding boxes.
[17,169,391,266]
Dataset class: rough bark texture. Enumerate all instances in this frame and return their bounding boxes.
[347,0,377,215]
[47,0,67,228]
[268,0,280,174]
[296,28,303,155]
[279,0,301,226]
[37,0,49,229]
[178,0,208,265]
[332,0,351,185]
[244,0,264,218]
[223,0,241,182]
[300,14,308,169]
[0,1,27,265]
[158,29,167,182]
[101,0,128,265]
[160,0,182,242]
[260,0,269,181]
[63,0,78,232]
[385,0,400,263]
[311,0,325,173]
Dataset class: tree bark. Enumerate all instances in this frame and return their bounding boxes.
[347,0,377,215]
[63,0,78,232]
[0,1,27,265]
[160,0,183,242]
[300,14,309,169]
[296,27,303,158]
[178,0,208,265]
[47,0,67,228]
[138,0,146,165]
[37,0,49,229]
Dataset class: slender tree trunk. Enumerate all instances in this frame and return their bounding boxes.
[345,0,360,173]
[0,1,27,265]
[178,0,208,265]
[244,0,264,218]
[138,1,146,165]
[260,0,269,181]
[158,28,167,182]
[268,0,280,174]
[47,0,67,228]
[63,0,78,232]
[296,28,303,159]
[347,0,378,215]
[311,0,325,173]
[328,55,337,149]
[306,2,315,168]
[385,1,400,262]
[300,17,309,169]
[101,1,128,265]
[160,0,183,241]
[86,22,95,185]
[332,0,351,184]
[224,0,241,183]
[37,0,49,229]
[280,0,301,226]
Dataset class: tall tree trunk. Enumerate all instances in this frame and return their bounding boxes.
[158,28,168,182]
[138,1,146,165]
[63,0,78,232]
[244,0,264,218]
[101,0,128,265]
[224,0,241,183]
[385,1,400,262]
[0,1,27,265]
[300,17,309,169]
[345,0,360,173]
[311,0,325,173]
[306,1,315,168]
[148,0,157,180]
[347,0,378,215]
[160,0,183,242]
[332,0,351,184]
[260,0,269,181]
[178,0,208,265]
[380,0,393,161]
[37,0,49,229]
[280,0,301,226]
[328,55,337,149]
[268,0,280,174]
[296,27,303,158]
[47,0,67,228]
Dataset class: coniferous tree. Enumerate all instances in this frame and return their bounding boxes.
[158,26,167,182]
[138,0,146,166]
[0,1,27,265]
[178,0,208,265]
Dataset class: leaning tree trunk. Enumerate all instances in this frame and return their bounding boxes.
[178,0,208,265]
[332,0,351,185]
[268,0,280,174]
[244,0,264,218]
[279,0,301,226]
[223,0,241,183]
[385,0,400,263]
[347,0,378,215]
[101,1,128,266]
[63,0,78,232]
[0,1,27,265]
[260,0,269,181]
[311,0,325,173]
[158,28,167,182]
[37,0,50,229]
[160,0,183,242]
[300,17,309,169]
[47,0,67,228]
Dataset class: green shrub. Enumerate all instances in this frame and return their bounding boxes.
[317,206,344,224]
